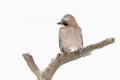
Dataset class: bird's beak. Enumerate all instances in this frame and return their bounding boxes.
[57,21,63,25]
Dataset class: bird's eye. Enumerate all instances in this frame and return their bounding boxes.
[63,21,68,26]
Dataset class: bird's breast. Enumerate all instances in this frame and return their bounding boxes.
[60,27,82,48]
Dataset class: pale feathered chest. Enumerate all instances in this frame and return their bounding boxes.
[59,26,83,50]
[59,26,80,40]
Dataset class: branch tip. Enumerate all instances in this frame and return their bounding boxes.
[22,53,30,58]
[108,37,115,43]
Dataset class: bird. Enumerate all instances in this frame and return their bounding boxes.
[57,14,83,53]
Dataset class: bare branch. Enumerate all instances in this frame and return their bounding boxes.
[22,53,42,80]
[43,38,115,80]
[22,38,114,80]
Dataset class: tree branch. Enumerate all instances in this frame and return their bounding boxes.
[23,53,42,80]
[43,38,115,80]
[22,38,115,80]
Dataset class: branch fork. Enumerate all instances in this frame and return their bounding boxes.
[23,38,115,80]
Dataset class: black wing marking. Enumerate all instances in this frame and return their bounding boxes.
[59,38,64,52]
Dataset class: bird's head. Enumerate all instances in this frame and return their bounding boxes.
[57,14,77,27]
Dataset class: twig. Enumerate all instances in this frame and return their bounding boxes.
[23,53,42,80]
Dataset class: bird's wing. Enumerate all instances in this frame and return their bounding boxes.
[59,38,64,52]
[77,26,84,46]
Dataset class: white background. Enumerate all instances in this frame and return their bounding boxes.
[0,0,120,80]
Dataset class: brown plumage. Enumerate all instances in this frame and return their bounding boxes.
[57,14,83,53]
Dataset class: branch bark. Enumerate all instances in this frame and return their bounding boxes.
[23,54,43,80]
[23,38,115,80]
